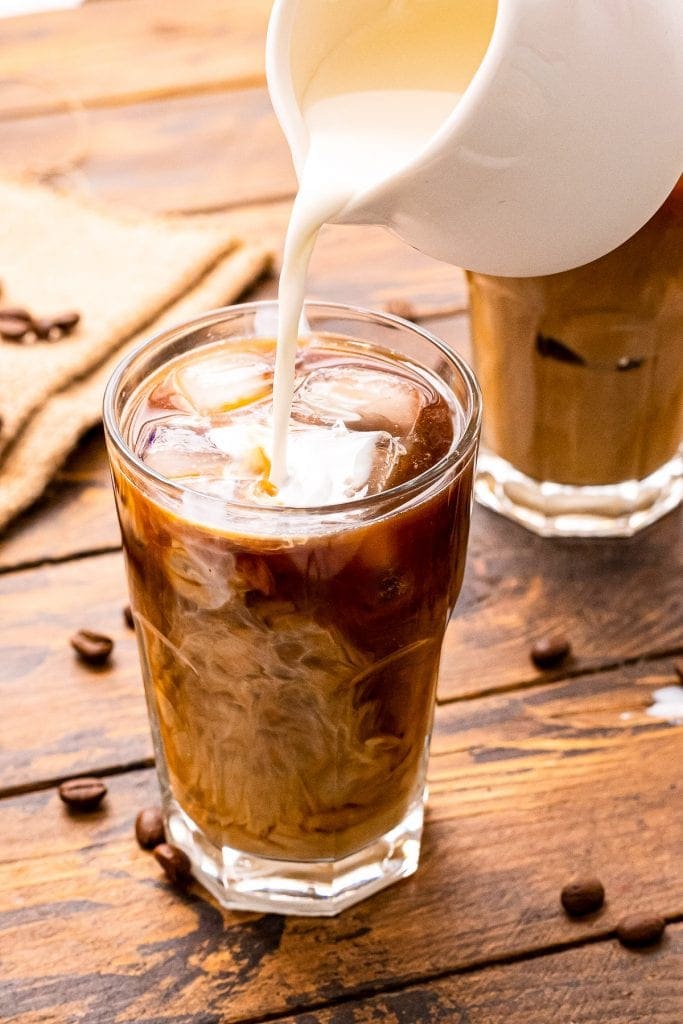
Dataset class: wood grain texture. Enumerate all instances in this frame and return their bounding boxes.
[0,0,272,114]
[0,662,680,1021]
[444,501,683,700]
[0,428,119,573]
[267,926,683,1024]
[3,88,296,214]
[0,552,147,792]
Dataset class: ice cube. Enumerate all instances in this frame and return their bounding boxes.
[211,420,404,506]
[212,418,402,507]
[176,350,273,415]
[209,421,271,468]
[138,418,227,479]
[278,424,402,506]
[291,365,426,436]
[146,375,195,414]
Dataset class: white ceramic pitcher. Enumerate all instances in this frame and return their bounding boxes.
[267,0,683,277]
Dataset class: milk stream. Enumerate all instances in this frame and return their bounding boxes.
[270,0,498,486]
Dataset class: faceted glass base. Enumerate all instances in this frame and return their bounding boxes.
[164,798,424,917]
[475,448,683,538]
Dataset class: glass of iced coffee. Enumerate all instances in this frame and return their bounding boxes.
[468,178,682,537]
[104,302,480,915]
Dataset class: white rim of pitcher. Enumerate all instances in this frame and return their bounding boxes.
[265,0,509,207]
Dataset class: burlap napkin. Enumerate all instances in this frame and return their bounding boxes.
[0,179,243,455]
[0,180,272,533]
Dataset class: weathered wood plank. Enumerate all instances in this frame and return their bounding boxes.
[267,926,683,1023]
[0,428,120,573]
[3,88,295,214]
[0,0,272,114]
[1,662,681,1021]
[443,500,683,700]
[0,552,147,791]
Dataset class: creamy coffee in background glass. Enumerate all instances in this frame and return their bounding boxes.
[469,178,683,537]
[104,303,480,915]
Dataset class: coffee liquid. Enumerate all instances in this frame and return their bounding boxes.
[117,336,473,860]
[468,179,683,486]
[113,0,493,867]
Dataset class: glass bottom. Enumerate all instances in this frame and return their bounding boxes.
[164,797,424,917]
[475,448,683,538]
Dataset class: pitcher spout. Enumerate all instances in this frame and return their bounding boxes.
[268,0,683,277]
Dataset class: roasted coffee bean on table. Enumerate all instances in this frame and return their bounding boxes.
[384,297,417,320]
[0,307,80,343]
[59,777,108,812]
[0,307,33,324]
[33,317,59,341]
[561,877,605,917]
[70,629,114,666]
[50,310,81,333]
[0,317,31,341]
[531,635,572,669]
[135,807,165,849]
[154,843,192,888]
[35,311,81,340]
[616,914,666,948]
[123,604,135,630]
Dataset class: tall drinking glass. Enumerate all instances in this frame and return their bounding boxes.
[468,178,682,537]
[104,302,480,915]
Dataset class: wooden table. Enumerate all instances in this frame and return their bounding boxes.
[1,3,681,1021]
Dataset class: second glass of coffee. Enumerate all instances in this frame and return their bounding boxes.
[468,178,682,537]
[104,302,480,915]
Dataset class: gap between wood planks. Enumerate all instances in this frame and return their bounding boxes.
[0,76,270,123]
[0,543,122,577]
[198,921,683,1024]
[0,757,154,803]
[435,645,683,705]
[1,0,274,116]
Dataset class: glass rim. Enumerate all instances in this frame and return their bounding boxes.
[103,299,482,520]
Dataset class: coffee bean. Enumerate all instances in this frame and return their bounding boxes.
[70,629,114,666]
[616,913,666,948]
[674,659,683,683]
[561,877,605,917]
[59,776,108,811]
[0,317,30,341]
[531,635,572,669]
[33,317,60,341]
[154,843,192,887]
[384,297,416,320]
[123,604,135,630]
[0,307,33,324]
[51,310,80,334]
[135,806,165,849]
